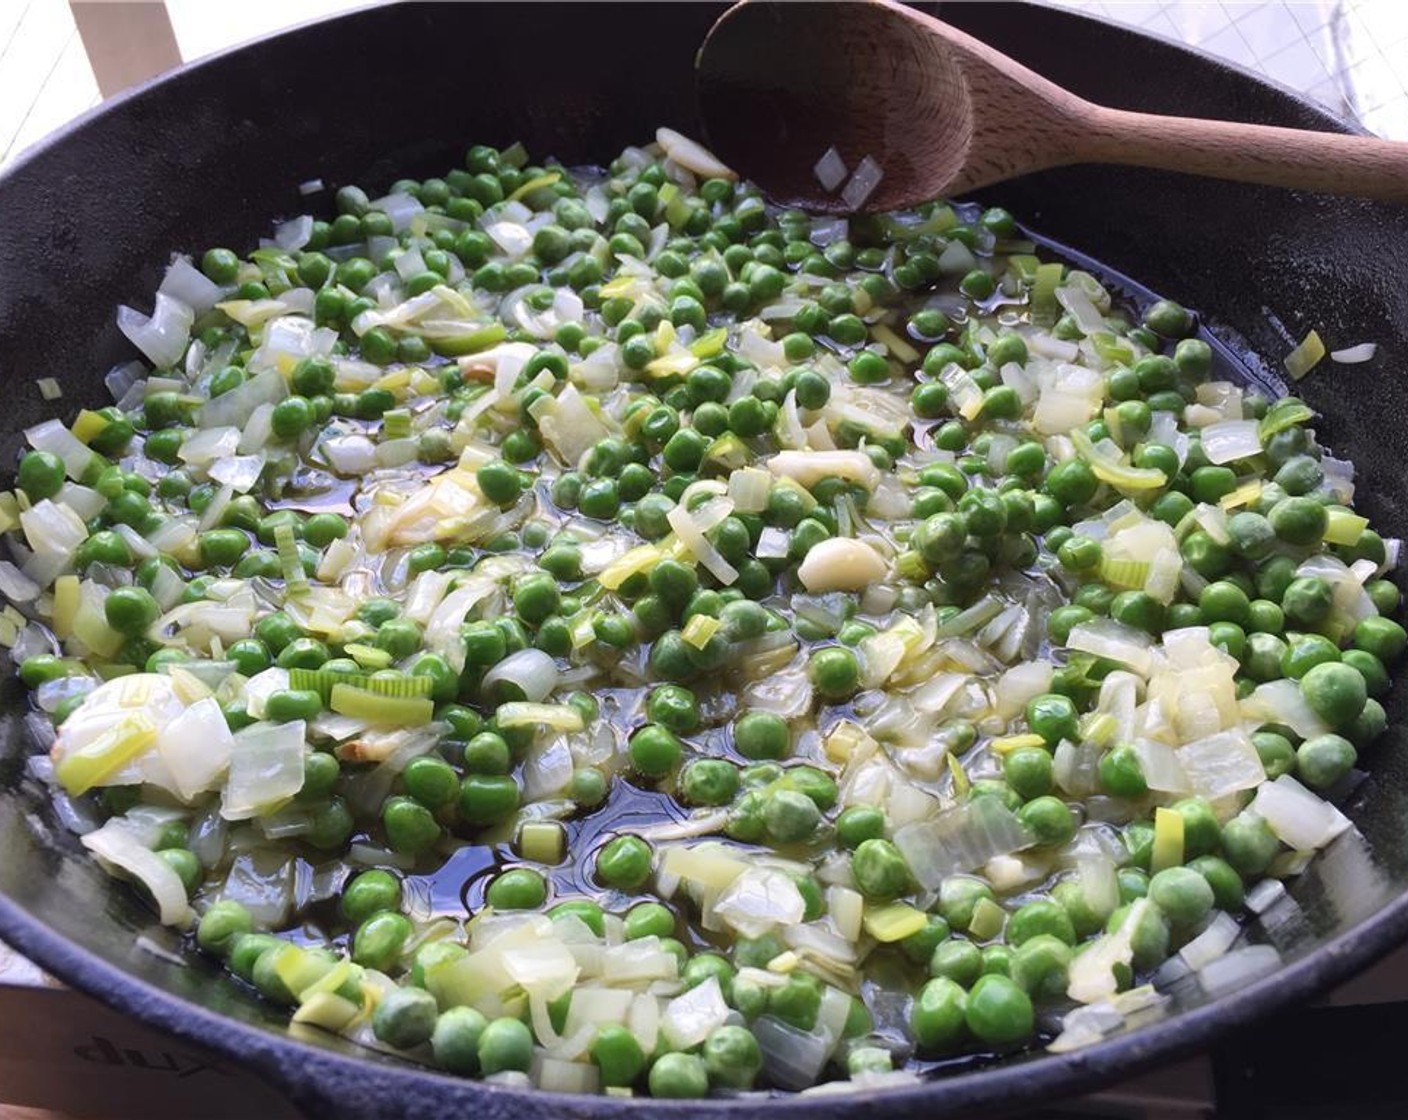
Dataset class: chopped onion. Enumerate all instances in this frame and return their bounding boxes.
[117,292,193,369]
[838,154,884,209]
[370,191,424,233]
[209,453,266,493]
[1054,285,1106,334]
[26,419,94,480]
[656,128,735,181]
[20,499,88,559]
[485,221,532,258]
[1200,419,1262,465]
[158,256,223,314]
[893,797,1034,890]
[661,975,729,1051]
[1239,679,1329,740]
[727,467,772,513]
[667,499,739,585]
[1179,911,1240,971]
[813,147,848,192]
[481,649,559,703]
[1176,727,1265,799]
[221,720,307,820]
[1197,944,1280,995]
[156,696,235,800]
[1068,898,1148,1004]
[712,868,806,938]
[82,819,194,926]
[1066,618,1154,675]
[1131,738,1190,794]
[1330,342,1376,364]
[1250,775,1350,851]
[0,561,40,603]
[199,367,287,429]
[753,1015,834,1091]
[538,384,611,467]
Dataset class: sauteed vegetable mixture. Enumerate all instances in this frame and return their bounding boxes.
[2,130,1401,1097]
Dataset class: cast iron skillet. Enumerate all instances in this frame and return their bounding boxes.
[2,3,1408,1116]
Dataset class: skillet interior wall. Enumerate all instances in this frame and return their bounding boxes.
[0,0,1407,1114]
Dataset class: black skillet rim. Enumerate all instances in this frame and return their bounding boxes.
[1,2,1405,1116]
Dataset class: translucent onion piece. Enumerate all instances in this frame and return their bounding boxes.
[753,1014,835,1091]
[221,720,307,820]
[117,292,194,369]
[1200,419,1262,465]
[156,696,235,800]
[1250,776,1351,851]
[656,128,736,181]
[1179,911,1240,971]
[813,147,848,192]
[82,819,194,926]
[481,648,559,703]
[1177,728,1265,800]
[159,255,223,314]
[893,797,1034,890]
[1197,944,1280,996]
[661,975,729,1051]
[26,418,94,481]
[1330,342,1376,364]
[840,155,884,210]
[1066,619,1154,676]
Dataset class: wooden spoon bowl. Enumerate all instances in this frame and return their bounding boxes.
[697,0,1408,212]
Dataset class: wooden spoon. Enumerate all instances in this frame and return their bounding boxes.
[696,0,1408,212]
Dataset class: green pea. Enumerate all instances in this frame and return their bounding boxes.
[1007,898,1076,947]
[833,805,885,850]
[596,835,652,890]
[679,759,739,807]
[591,1024,647,1088]
[964,974,1034,1047]
[478,1017,534,1075]
[809,645,860,700]
[1018,795,1077,847]
[1149,866,1215,927]
[649,1052,709,1099]
[1222,811,1280,876]
[851,838,910,900]
[1188,855,1245,912]
[352,911,412,971]
[485,867,547,910]
[372,987,438,1050]
[402,755,459,809]
[629,724,683,777]
[104,587,159,636]
[459,774,519,825]
[1268,496,1328,545]
[196,900,252,957]
[431,1007,488,1074]
[1296,733,1357,790]
[382,795,440,855]
[1354,616,1407,663]
[18,450,66,500]
[1282,577,1334,628]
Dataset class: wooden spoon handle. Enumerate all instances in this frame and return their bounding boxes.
[1077,105,1408,203]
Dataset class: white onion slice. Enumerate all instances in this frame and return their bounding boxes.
[1330,342,1376,364]
[82,819,194,926]
[481,648,559,703]
[118,292,194,369]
